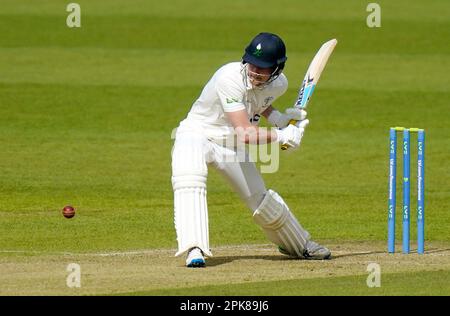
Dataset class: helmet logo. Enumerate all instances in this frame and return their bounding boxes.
[253,43,263,57]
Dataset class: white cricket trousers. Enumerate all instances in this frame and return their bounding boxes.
[171,130,266,257]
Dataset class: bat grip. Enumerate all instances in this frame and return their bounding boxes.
[280,119,298,150]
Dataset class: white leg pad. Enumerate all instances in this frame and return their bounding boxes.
[174,186,212,257]
[253,189,310,257]
[172,133,212,257]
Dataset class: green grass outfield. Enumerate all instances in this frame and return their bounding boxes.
[124,270,450,296]
[0,0,449,295]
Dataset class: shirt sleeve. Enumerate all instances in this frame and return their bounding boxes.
[271,74,288,103]
[215,75,246,112]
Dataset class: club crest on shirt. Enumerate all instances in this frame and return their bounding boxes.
[264,96,274,106]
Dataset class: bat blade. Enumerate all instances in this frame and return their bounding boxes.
[294,38,337,110]
[281,39,337,150]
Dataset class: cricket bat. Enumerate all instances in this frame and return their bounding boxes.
[281,38,337,150]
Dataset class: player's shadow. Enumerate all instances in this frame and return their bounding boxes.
[330,250,385,259]
[206,255,290,267]
[205,248,450,267]
[206,252,378,267]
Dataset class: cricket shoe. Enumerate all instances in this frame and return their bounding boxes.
[303,240,331,260]
[186,247,206,268]
[278,240,331,260]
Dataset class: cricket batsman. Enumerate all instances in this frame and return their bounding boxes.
[171,32,331,267]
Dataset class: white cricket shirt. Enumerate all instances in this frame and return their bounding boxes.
[177,62,288,141]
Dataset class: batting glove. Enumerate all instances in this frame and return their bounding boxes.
[268,108,307,128]
[275,119,310,150]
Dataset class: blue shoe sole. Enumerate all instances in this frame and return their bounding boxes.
[187,259,205,268]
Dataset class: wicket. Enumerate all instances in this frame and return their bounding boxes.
[387,127,425,254]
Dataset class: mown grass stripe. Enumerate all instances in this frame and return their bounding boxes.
[118,270,450,296]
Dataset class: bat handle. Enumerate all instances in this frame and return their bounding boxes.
[280,119,298,150]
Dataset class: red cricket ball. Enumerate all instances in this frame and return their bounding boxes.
[62,205,75,219]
